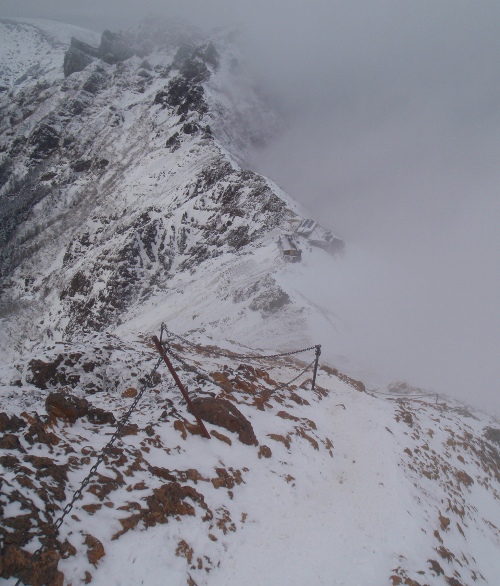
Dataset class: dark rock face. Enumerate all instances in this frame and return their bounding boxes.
[166,132,180,152]
[63,46,95,78]
[71,159,92,173]
[484,427,500,446]
[81,69,108,94]
[234,275,291,317]
[98,30,133,64]
[45,391,115,425]
[86,407,115,425]
[0,433,25,452]
[182,122,199,135]
[189,397,258,446]
[28,356,81,390]
[29,123,60,159]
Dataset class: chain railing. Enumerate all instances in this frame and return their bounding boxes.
[14,324,321,585]
[14,354,164,586]
[161,324,318,361]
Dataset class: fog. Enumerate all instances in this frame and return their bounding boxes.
[1,1,499,414]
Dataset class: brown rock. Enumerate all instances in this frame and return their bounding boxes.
[189,397,258,446]
[0,413,26,433]
[84,534,105,566]
[428,559,444,576]
[87,407,116,425]
[82,504,102,515]
[211,468,243,490]
[258,445,272,459]
[45,391,89,422]
[267,433,291,450]
[120,423,138,436]
[0,433,26,452]
[0,545,63,586]
[122,387,138,398]
[174,419,187,439]
[211,430,232,445]
[23,414,60,447]
[28,356,63,390]
[175,539,194,563]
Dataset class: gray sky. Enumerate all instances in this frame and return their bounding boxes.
[2,1,499,414]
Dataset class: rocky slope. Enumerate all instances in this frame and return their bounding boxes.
[0,17,499,586]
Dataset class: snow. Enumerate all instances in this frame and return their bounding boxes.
[0,17,499,586]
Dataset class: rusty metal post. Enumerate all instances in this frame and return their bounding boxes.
[311,344,321,390]
[152,335,211,439]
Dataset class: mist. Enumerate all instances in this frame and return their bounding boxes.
[245,2,500,414]
[1,1,499,414]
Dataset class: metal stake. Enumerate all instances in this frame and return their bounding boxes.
[311,344,321,390]
[152,335,211,439]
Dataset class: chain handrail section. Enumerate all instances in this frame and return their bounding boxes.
[15,354,164,586]
[14,324,321,585]
[161,324,318,361]
[168,345,316,396]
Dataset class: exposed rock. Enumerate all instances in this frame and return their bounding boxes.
[98,30,133,64]
[182,122,199,135]
[45,391,89,422]
[87,407,116,425]
[0,434,25,452]
[166,132,181,152]
[29,123,60,159]
[189,397,258,446]
[0,545,63,586]
[63,46,95,78]
[84,534,105,567]
[82,68,108,94]
[23,414,60,447]
[0,412,26,433]
[319,364,365,392]
[28,356,64,390]
[143,482,211,525]
[484,427,500,445]
[71,159,93,173]
[258,445,272,459]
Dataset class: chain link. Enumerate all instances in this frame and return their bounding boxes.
[15,354,163,586]
[161,324,317,361]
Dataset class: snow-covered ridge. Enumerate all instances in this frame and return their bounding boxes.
[0,17,499,586]
[1,330,499,585]
[0,17,298,358]
[0,18,101,89]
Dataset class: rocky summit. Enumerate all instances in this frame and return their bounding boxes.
[0,17,499,586]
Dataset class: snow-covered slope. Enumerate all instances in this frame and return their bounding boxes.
[0,17,499,586]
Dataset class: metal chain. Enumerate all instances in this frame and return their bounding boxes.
[161,324,317,361]
[168,345,316,396]
[15,354,163,586]
[14,324,317,584]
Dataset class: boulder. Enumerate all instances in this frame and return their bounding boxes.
[0,413,26,433]
[189,397,258,446]
[45,391,89,423]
